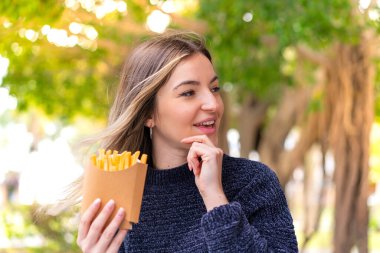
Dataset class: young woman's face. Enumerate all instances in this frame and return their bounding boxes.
[152,53,224,150]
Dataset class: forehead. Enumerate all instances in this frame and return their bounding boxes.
[164,53,215,87]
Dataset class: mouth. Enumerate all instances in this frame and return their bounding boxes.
[193,120,216,129]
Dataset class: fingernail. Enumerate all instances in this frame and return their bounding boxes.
[107,199,115,207]
[117,208,125,216]
[93,198,101,206]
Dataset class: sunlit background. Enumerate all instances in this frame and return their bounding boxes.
[1,0,380,252]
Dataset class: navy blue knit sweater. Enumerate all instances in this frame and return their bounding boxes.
[119,155,298,252]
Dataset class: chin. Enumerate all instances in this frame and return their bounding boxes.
[210,136,219,146]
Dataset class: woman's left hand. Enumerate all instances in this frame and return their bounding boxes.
[181,135,228,211]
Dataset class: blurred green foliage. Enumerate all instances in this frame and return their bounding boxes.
[1,204,80,252]
[0,0,147,122]
[0,0,379,120]
[197,0,365,100]
[0,0,63,24]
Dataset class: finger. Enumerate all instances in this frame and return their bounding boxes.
[187,144,199,166]
[181,135,214,146]
[190,159,198,173]
[97,207,126,250]
[187,161,192,171]
[186,146,198,172]
[78,198,101,243]
[107,229,128,253]
[187,142,208,158]
[187,143,208,173]
[86,199,115,245]
[193,163,201,176]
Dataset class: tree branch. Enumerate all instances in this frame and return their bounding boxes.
[296,44,329,67]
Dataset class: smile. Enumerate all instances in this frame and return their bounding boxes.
[194,120,215,128]
[193,119,217,134]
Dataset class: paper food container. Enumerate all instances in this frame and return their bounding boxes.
[81,161,148,230]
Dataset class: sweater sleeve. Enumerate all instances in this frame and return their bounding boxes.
[201,168,298,252]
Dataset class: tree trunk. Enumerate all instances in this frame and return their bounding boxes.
[259,86,313,186]
[219,90,230,154]
[301,144,330,251]
[238,95,268,158]
[326,34,374,253]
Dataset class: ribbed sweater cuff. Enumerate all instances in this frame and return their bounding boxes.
[201,201,242,231]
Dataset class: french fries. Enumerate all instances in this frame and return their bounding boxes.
[91,149,147,171]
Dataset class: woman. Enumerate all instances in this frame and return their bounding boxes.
[77,31,298,252]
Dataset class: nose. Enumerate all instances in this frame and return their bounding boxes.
[200,90,219,111]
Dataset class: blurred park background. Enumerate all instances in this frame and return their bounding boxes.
[0,0,380,252]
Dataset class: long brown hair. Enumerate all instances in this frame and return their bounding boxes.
[97,30,211,164]
[46,30,212,215]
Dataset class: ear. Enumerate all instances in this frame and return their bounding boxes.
[145,118,155,128]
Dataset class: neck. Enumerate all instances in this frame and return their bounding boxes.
[152,140,188,170]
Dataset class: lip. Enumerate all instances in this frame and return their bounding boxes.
[193,118,217,135]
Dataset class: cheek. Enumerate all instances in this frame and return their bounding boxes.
[172,105,197,123]
[157,101,195,126]
[217,97,224,116]
[169,101,189,115]
[179,105,194,114]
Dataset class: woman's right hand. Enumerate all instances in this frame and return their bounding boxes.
[77,198,128,253]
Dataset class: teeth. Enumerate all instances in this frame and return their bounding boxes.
[197,120,215,126]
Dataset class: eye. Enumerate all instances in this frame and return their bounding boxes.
[179,90,195,97]
[211,86,220,93]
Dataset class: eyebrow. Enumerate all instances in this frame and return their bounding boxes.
[173,75,218,90]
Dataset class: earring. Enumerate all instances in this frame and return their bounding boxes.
[149,127,153,139]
